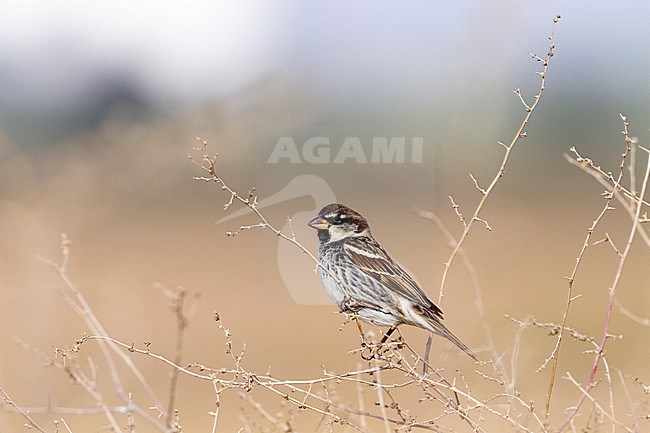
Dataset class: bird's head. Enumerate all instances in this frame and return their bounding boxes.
[308,203,370,243]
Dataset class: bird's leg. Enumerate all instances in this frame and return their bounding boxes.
[341,298,396,361]
[379,326,397,344]
[360,326,398,361]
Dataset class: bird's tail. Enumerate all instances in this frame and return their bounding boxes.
[419,308,478,361]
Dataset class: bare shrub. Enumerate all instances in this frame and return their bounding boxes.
[2,14,648,433]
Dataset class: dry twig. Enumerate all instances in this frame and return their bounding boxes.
[438,15,561,305]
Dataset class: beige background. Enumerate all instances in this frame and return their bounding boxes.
[1,2,649,432]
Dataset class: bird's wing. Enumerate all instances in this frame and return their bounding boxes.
[343,237,443,317]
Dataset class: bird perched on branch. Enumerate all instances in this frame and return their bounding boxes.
[308,203,477,361]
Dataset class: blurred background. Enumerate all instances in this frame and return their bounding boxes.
[1,1,649,432]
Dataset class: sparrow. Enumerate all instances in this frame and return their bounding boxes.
[308,203,477,361]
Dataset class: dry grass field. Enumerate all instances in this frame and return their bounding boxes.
[1,8,649,433]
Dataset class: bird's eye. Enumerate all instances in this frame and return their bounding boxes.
[332,215,343,224]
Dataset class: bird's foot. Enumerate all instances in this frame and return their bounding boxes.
[340,297,388,315]
[359,327,402,361]
[340,297,363,313]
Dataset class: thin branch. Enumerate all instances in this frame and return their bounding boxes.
[614,299,650,327]
[564,149,650,248]
[616,369,640,432]
[416,209,510,391]
[39,235,169,427]
[374,360,392,433]
[544,115,636,420]
[189,139,346,293]
[555,127,650,433]
[438,15,560,304]
[162,285,193,431]
[563,373,635,433]
[0,387,48,433]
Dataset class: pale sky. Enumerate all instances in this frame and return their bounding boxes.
[1,1,648,143]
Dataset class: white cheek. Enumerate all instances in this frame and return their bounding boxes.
[327,227,349,242]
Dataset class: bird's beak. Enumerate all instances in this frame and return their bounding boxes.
[308,215,330,230]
